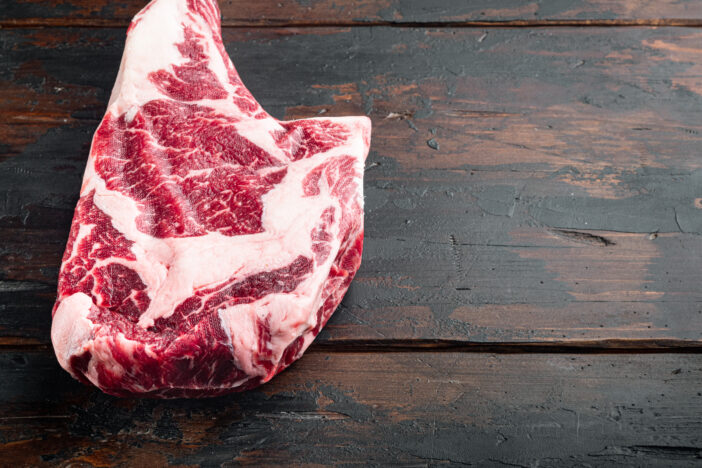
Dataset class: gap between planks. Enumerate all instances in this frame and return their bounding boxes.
[4,18,702,28]
[3,339,702,354]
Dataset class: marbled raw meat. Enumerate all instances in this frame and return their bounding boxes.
[51,0,370,397]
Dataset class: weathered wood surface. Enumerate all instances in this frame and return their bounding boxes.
[1,350,701,466]
[3,1,702,465]
[3,0,702,27]
[2,26,702,348]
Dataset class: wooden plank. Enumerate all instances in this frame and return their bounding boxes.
[2,27,702,347]
[1,350,701,466]
[3,0,702,27]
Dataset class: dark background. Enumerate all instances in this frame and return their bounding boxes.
[1,0,702,465]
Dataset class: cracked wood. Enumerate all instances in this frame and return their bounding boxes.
[1,26,702,348]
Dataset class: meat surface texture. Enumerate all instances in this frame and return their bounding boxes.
[51,0,371,397]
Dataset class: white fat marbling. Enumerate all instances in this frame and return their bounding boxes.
[51,293,95,372]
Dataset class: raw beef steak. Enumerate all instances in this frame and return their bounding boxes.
[51,0,371,397]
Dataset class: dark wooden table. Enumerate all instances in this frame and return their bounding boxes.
[2,1,702,465]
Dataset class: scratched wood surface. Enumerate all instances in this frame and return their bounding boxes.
[3,26,702,348]
[2,0,702,466]
[3,0,702,26]
[2,351,702,466]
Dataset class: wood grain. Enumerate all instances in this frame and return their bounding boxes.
[2,4,701,465]
[2,26,702,348]
[1,350,701,466]
[3,0,702,27]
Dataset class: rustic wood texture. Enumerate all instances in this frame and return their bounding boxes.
[2,1,702,465]
[2,26,702,348]
[2,350,702,466]
[3,0,702,27]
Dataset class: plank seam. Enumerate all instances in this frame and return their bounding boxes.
[3,340,702,354]
[4,19,702,28]
[308,339,702,354]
